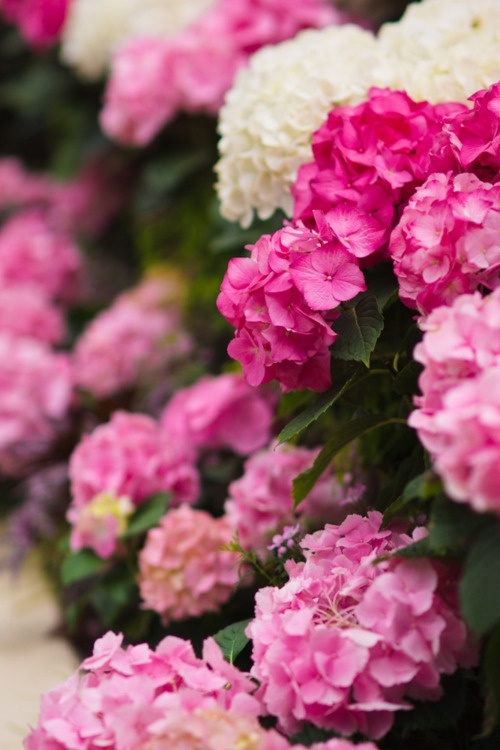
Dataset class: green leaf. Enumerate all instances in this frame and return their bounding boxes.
[393,360,423,396]
[331,294,384,367]
[293,414,406,506]
[278,365,359,444]
[396,672,466,731]
[363,263,399,311]
[428,496,488,551]
[213,620,251,664]
[460,524,500,635]
[122,493,170,538]
[485,624,500,726]
[393,537,431,558]
[61,549,104,586]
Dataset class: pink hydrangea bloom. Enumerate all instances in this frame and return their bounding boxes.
[248,511,474,739]
[0,158,55,207]
[138,504,240,623]
[101,0,347,145]
[160,372,276,455]
[73,279,192,399]
[24,630,256,750]
[390,172,500,314]
[217,217,366,392]
[68,411,199,557]
[2,0,70,48]
[224,442,363,554]
[0,334,73,476]
[0,210,83,304]
[292,88,466,262]
[0,284,65,344]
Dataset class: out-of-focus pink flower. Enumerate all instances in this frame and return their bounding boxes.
[0,210,83,304]
[0,334,73,476]
[138,504,240,623]
[224,442,363,554]
[2,0,70,48]
[0,285,65,344]
[160,372,276,456]
[248,511,475,739]
[217,217,365,392]
[68,411,199,557]
[101,0,348,145]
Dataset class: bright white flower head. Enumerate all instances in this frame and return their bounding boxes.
[215,24,379,228]
[61,0,214,79]
[375,0,500,102]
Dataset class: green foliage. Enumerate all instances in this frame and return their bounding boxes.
[122,493,170,538]
[331,293,384,367]
[460,524,500,635]
[213,619,251,664]
[61,549,105,586]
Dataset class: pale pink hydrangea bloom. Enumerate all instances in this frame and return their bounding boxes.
[73,279,192,399]
[248,511,474,739]
[217,217,366,392]
[0,210,83,304]
[138,504,240,623]
[160,372,275,456]
[68,411,199,557]
[390,172,500,314]
[224,442,363,554]
[2,0,70,48]
[101,0,346,145]
[0,158,54,207]
[24,630,256,750]
[0,284,65,344]
[292,88,465,262]
[0,334,73,476]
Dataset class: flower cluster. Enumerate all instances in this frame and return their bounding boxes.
[1,0,70,48]
[248,511,474,739]
[138,504,240,623]
[160,372,275,456]
[293,88,465,261]
[224,442,363,554]
[409,289,500,513]
[68,411,199,557]
[217,218,366,392]
[100,0,345,145]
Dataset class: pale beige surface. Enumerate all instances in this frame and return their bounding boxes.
[0,557,79,749]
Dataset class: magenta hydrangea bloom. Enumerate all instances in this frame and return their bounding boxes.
[68,411,199,557]
[390,172,500,314]
[217,217,366,392]
[0,334,73,476]
[2,0,70,48]
[24,630,257,750]
[292,88,465,262]
[138,505,240,623]
[101,0,346,145]
[160,372,276,456]
[224,442,364,554]
[248,511,475,739]
[0,210,83,304]
[73,278,192,399]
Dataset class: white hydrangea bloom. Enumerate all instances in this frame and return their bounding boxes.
[215,24,380,228]
[375,0,500,102]
[61,0,214,79]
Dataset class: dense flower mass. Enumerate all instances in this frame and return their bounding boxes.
[217,217,366,392]
[224,442,363,554]
[0,334,73,476]
[1,0,70,48]
[248,511,474,739]
[292,88,465,261]
[100,0,345,145]
[215,24,379,226]
[68,411,199,557]
[0,285,65,344]
[409,289,500,512]
[73,277,192,399]
[160,372,275,456]
[390,172,500,314]
[138,505,240,623]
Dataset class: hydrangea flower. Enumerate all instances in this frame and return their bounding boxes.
[1,0,70,48]
[215,24,379,226]
[138,505,240,623]
[68,411,199,557]
[160,372,276,456]
[248,511,474,739]
[0,285,65,344]
[0,334,73,476]
[390,172,500,314]
[217,217,366,392]
[224,442,364,554]
[100,0,345,145]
